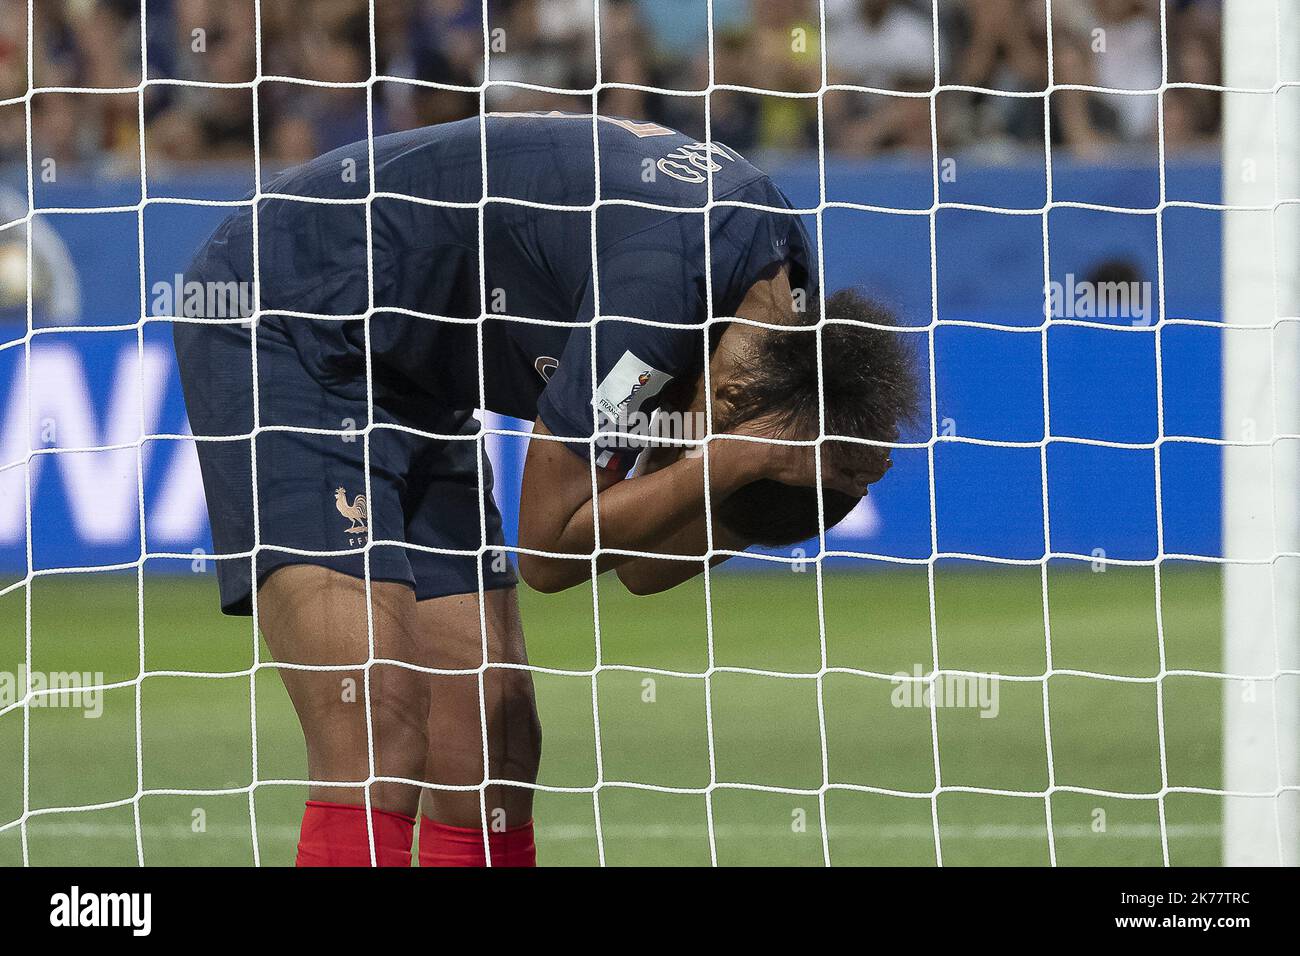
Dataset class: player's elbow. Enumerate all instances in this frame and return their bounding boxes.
[616,560,701,596]
[516,521,584,593]
[517,554,582,594]
[616,565,660,596]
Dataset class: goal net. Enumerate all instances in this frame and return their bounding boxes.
[0,0,1294,867]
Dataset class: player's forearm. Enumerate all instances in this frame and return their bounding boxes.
[616,552,731,595]
[615,512,745,595]
[564,454,724,568]
[521,446,753,593]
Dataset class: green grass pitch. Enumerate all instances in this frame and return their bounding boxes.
[0,560,1223,866]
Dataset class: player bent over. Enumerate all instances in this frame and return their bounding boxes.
[173,112,918,867]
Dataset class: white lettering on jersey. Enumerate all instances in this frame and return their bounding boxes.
[657,142,737,183]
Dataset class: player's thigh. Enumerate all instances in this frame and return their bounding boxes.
[258,563,424,666]
[399,410,532,721]
[257,564,428,753]
[410,585,528,671]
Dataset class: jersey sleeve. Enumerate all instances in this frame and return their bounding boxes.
[536,220,705,474]
[712,178,814,315]
[534,179,812,475]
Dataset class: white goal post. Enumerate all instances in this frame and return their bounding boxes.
[1221,0,1299,867]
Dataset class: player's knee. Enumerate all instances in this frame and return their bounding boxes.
[292,671,370,736]
[371,668,431,770]
[294,665,428,781]
[497,670,542,779]
[299,699,373,781]
[513,693,543,772]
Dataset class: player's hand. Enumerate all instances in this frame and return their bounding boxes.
[761,440,889,498]
[714,419,891,498]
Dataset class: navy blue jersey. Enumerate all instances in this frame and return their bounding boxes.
[186,112,813,472]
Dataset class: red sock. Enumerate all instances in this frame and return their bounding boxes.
[295,800,415,867]
[418,817,536,867]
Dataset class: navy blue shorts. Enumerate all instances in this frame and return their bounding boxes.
[173,318,515,616]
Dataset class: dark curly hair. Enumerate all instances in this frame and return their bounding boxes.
[714,289,921,547]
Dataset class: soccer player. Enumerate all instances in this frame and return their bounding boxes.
[173,111,918,867]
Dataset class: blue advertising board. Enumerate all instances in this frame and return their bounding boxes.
[0,157,1223,579]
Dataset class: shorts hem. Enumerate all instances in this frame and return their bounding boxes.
[216,557,517,616]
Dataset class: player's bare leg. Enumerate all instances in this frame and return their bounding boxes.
[257,564,431,865]
[413,587,541,866]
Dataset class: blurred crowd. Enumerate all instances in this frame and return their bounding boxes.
[0,0,1223,174]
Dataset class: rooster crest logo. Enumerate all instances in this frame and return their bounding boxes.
[334,487,368,534]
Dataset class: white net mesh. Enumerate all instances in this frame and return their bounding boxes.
[0,0,1296,867]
